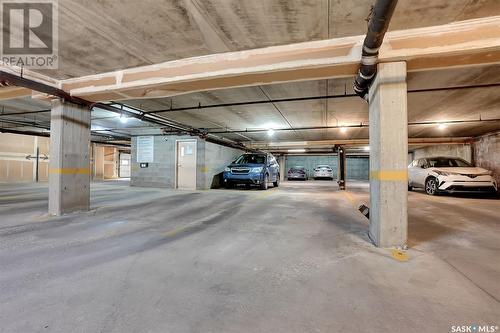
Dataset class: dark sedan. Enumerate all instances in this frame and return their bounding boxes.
[288,166,308,180]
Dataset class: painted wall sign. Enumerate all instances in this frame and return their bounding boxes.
[136,136,154,163]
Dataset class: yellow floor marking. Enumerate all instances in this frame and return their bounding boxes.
[0,194,40,201]
[343,191,356,205]
[256,191,273,200]
[161,227,187,238]
[342,191,360,212]
[391,249,409,262]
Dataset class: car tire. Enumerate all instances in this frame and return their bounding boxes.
[425,177,438,195]
[273,175,279,188]
[260,174,269,190]
[408,184,413,191]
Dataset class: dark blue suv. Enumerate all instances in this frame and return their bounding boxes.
[223,153,280,190]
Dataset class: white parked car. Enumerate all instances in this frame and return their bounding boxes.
[408,156,497,195]
[314,165,334,180]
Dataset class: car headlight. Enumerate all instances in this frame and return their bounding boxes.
[251,167,263,173]
[224,167,231,172]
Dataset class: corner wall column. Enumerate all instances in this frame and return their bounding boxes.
[368,62,408,248]
[48,99,91,216]
[279,155,286,181]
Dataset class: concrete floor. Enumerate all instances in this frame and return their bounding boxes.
[0,180,499,332]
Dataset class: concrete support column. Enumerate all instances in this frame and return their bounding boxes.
[368,62,408,248]
[278,155,286,181]
[48,99,91,216]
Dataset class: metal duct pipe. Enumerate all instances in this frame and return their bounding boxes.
[353,0,398,101]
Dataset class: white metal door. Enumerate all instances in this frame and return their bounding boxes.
[119,153,131,178]
[176,140,197,190]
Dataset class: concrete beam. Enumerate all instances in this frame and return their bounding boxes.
[246,137,473,150]
[0,87,32,100]
[368,62,408,248]
[48,99,91,216]
[60,16,500,101]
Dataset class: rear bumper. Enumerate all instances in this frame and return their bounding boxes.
[314,173,333,178]
[288,174,307,179]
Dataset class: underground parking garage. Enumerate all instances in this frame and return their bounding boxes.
[1,0,500,332]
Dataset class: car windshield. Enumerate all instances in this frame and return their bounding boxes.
[234,154,266,164]
[290,167,305,171]
[427,157,472,167]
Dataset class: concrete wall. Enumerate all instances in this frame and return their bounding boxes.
[346,156,369,180]
[0,133,50,183]
[198,140,243,189]
[473,132,500,188]
[410,144,472,163]
[285,155,337,178]
[131,135,242,189]
[0,134,121,184]
[131,136,177,187]
[284,155,369,180]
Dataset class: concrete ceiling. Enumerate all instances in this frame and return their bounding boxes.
[1,1,500,148]
[34,0,500,79]
[117,64,500,142]
[2,64,499,145]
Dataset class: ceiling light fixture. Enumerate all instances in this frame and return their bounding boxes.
[288,149,306,153]
[437,123,447,130]
[267,128,275,137]
[364,146,370,151]
[340,126,347,133]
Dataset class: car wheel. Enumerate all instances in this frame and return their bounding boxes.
[260,174,269,190]
[408,183,413,191]
[273,175,279,188]
[425,177,438,195]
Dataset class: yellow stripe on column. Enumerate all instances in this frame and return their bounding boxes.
[370,170,408,181]
[49,168,91,175]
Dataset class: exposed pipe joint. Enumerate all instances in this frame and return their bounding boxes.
[354,0,398,101]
